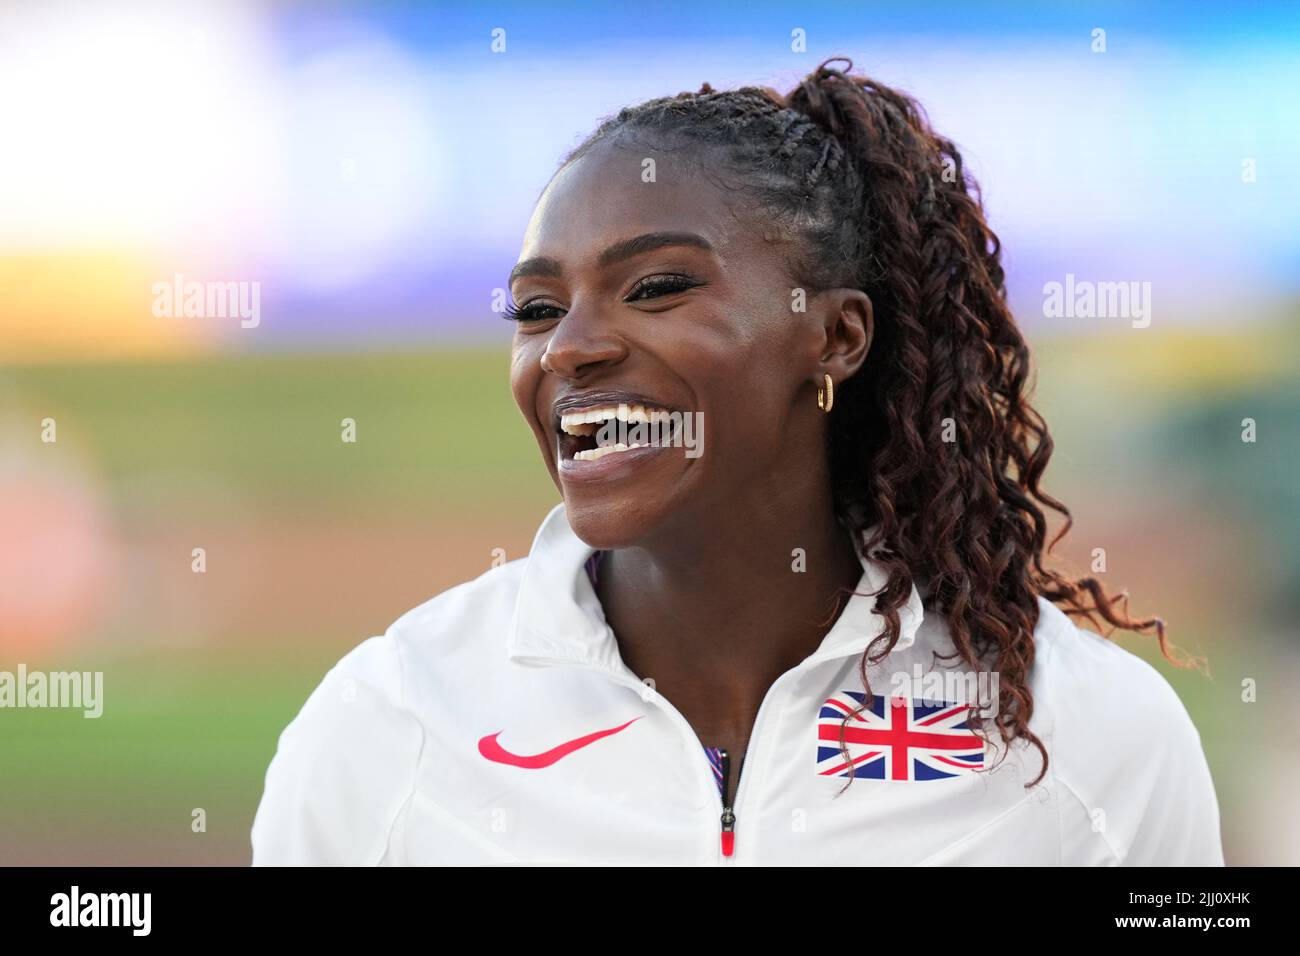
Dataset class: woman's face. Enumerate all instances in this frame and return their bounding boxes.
[509,138,869,549]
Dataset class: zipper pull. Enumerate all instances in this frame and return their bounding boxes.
[719,749,736,857]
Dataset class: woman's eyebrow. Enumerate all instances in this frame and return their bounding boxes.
[596,230,714,268]
[509,231,714,288]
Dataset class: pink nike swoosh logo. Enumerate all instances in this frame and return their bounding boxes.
[478,717,642,769]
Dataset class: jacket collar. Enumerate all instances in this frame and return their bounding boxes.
[507,502,924,672]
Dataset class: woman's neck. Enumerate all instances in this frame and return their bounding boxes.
[593,491,866,733]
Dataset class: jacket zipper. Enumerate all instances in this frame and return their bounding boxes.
[523,640,861,864]
[609,664,799,864]
[718,748,736,858]
[540,663,733,862]
[711,663,816,863]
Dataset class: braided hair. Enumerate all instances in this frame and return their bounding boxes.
[558,57,1196,789]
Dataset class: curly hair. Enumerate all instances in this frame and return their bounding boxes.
[558,57,1199,789]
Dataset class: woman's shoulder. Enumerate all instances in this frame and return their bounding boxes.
[285,555,531,714]
[384,555,530,650]
[1028,595,1203,749]
[1027,595,1223,865]
[250,556,530,865]
[251,626,424,863]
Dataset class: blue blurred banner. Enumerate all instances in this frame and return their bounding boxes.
[2,0,1297,357]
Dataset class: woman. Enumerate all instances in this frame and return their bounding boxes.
[252,58,1223,865]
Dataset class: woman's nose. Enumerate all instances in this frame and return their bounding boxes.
[540,307,627,378]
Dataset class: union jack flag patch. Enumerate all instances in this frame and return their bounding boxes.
[816,691,986,781]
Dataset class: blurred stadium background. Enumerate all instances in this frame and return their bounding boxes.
[1,0,1297,864]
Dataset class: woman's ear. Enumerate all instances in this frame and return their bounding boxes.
[818,287,873,381]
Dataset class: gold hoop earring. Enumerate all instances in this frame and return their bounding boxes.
[817,373,834,413]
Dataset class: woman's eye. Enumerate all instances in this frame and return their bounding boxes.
[626,274,701,301]
[504,274,700,323]
[503,301,563,323]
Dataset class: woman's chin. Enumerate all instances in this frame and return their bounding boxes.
[561,496,669,552]
[555,443,698,549]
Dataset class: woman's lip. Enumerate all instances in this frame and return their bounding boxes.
[556,442,673,483]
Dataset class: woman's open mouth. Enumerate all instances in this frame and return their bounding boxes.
[555,401,683,478]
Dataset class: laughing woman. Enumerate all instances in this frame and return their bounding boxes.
[252,58,1223,865]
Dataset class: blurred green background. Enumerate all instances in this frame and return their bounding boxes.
[2,322,1297,864]
[0,346,557,863]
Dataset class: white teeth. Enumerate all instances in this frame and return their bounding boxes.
[572,442,648,462]
[559,403,672,436]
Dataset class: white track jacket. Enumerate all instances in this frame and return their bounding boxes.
[251,503,1224,866]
